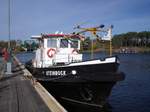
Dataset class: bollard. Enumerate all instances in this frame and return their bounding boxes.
[5,62,12,75]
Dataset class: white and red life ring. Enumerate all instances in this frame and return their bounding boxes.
[47,48,56,58]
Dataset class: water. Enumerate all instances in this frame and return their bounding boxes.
[16,52,35,64]
[16,52,150,112]
[110,53,150,112]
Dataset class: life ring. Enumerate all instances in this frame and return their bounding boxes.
[72,49,79,54]
[47,48,56,58]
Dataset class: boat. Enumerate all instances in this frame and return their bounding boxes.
[25,25,125,111]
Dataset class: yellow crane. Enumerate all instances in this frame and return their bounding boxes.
[74,24,113,59]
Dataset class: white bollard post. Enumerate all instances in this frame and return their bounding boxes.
[5,62,12,75]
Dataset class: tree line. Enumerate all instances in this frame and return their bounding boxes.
[0,40,38,52]
[112,31,150,48]
[0,31,150,52]
[80,31,150,52]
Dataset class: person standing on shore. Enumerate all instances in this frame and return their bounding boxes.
[2,48,9,61]
[2,48,9,71]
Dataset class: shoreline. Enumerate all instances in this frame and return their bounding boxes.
[81,47,150,54]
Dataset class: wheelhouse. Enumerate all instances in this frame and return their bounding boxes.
[32,34,84,68]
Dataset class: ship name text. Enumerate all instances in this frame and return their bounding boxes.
[46,71,66,76]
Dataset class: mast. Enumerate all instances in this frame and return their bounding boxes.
[74,24,113,58]
[109,28,112,56]
[74,25,104,59]
[108,25,113,56]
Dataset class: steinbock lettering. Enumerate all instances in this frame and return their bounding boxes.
[46,71,66,76]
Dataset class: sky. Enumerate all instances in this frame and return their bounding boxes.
[0,0,150,40]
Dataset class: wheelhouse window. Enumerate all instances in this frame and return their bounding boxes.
[60,39,68,48]
[47,38,57,47]
[70,40,78,48]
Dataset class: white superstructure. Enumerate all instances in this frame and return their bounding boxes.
[32,34,83,68]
